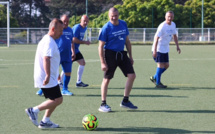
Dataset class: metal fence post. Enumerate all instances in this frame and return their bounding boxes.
[89,28,92,42]
[27,28,29,44]
[208,28,210,42]
[143,28,145,43]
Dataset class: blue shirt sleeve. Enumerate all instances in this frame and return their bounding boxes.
[73,25,80,38]
[98,24,108,42]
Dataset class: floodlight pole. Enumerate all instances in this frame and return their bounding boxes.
[86,0,88,16]
[7,2,9,47]
[86,0,88,40]
[201,0,204,40]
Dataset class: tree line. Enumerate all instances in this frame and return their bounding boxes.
[0,0,215,28]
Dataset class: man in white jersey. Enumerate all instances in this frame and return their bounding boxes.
[150,11,181,88]
[25,18,64,129]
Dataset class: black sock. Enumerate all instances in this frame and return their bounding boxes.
[123,96,129,103]
[101,100,106,106]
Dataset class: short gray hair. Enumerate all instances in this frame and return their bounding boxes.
[49,18,63,30]
[165,11,174,16]
[109,7,118,13]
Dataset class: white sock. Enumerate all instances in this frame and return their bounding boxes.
[32,107,40,113]
[42,117,50,123]
[77,65,84,83]
[60,71,65,83]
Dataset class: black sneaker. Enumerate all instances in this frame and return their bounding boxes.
[120,101,138,110]
[150,76,165,86]
[150,76,156,85]
[76,82,89,87]
[25,108,38,126]
[156,83,167,88]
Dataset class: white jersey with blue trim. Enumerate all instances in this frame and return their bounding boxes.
[152,21,177,53]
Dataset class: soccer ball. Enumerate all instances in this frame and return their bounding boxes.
[82,114,98,131]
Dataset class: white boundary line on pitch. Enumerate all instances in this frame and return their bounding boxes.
[0,58,215,66]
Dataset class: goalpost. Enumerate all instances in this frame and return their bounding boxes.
[0,1,10,47]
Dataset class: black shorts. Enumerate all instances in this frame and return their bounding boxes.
[104,49,135,79]
[73,52,84,62]
[41,85,62,100]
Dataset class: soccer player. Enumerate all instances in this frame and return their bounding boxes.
[72,15,90,87]
[57,15,75,95]
[150,11,181,88]
[36,15,75,96]
[98,7,138,112]
[25,18,63,129]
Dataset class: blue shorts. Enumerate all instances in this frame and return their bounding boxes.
[60,61,72,73]
[153,52,169,63]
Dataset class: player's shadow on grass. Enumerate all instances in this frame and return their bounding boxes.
[88,86,215,90]
[84,94,187,98]
[132,87,180,90]
[45,126,215,133]
[0,67,8,69]
[128,110,215,114]
[107,87,181,90]
[132,86,215,90]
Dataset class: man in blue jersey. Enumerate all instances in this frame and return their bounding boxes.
[72,15,90,87]
[98,7,138,112]
[36,15,75,96]
[150,11,181,88]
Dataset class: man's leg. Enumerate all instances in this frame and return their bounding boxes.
[37,97,63,129]
[154,62,169,87]
[62,72,71,88]
[98,78,111,112]
[61,62,73,95]
[120,73,138,109]
[101,78,110,101]
[37,97,63,114]
[76,59,88,87]
[124,73,136,97]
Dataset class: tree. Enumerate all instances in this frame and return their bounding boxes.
[91,0,212,28]
[185,0,215,28]
[0,4,19,27]
[10,0,50,27]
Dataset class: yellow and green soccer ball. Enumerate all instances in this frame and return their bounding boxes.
[82,114,98,131]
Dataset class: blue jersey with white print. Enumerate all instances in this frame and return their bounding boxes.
[98,20,129,52]
[56,27,73,62]
[72,24,87,54]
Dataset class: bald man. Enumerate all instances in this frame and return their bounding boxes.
[71,15,90,87]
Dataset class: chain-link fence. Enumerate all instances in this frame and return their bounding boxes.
[1,28,215,45]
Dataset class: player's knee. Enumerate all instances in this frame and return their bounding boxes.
[103,78,110,84]
[78,59,85,66]
[165,64,169,69]
[55,97,63,105]
[64,72,71,76]
[128,73,136,80]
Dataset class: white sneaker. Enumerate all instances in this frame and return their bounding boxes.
[25,108,38,126]
[38,120,59,129]
[98,104,111,112]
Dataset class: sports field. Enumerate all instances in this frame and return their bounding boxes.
[0,44,215,134]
